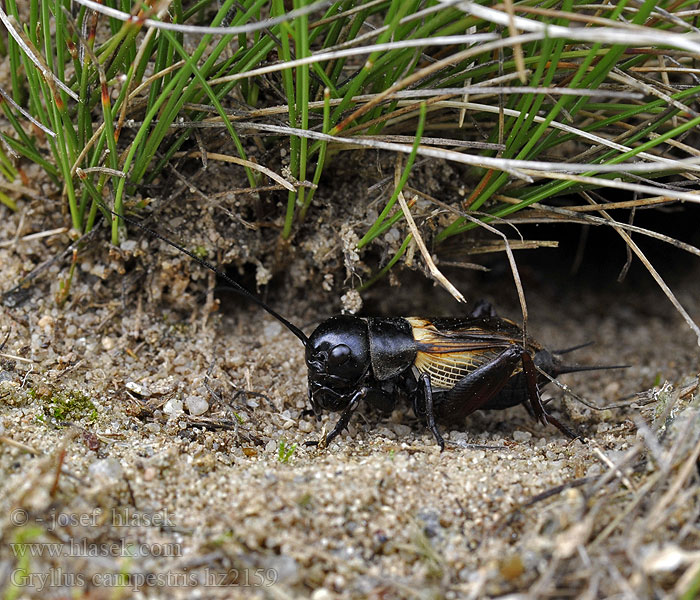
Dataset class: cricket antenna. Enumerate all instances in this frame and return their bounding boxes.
[535,363,633,412]
[103,204,309,347]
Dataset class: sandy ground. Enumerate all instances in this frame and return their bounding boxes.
[1,197,699,600]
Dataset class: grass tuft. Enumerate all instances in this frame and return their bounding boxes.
[1,0,699,333]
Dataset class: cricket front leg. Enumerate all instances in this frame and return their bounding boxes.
[305,387,367,448]
[323,387,367,447]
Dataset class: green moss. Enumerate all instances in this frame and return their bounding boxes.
[278,439,297,463]
[297,493,312,508]
[40,389,98,423]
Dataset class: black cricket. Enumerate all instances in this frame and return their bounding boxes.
[303,300,617,450]
[111,209,620,450]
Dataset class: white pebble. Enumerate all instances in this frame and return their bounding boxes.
[88,458,122,483]
[163,398,183,416]
[126,381,148,396]
[185,396,209,416]
[264,321,283,340]
[513,430,532,442]
[38,315,54,329]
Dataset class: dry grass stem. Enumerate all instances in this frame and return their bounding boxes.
[175,151,296,191]
[395,169,465,303]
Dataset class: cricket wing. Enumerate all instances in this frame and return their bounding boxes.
[406,317,520,391]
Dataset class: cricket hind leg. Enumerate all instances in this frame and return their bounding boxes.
[434,346,525,424]
[432,346,581,440]
[543,412,580,439]
[521,352,581,441]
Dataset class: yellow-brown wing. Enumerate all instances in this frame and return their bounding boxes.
[406,317,525,391]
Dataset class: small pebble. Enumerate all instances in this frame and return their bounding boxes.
[604,381,621,396]
[142,467,157,482]
[126,381,148,396]
[101,336,115,351]
[513,430,532,442]
[185,396,209,416]
[88,458,122,483]
[390,423,411,437]
[311,589,333,600]
[265,555,298,583]
[150,377,176,395]
[38,315,54,329]
[264,321,283,340]
[163,398,183,416]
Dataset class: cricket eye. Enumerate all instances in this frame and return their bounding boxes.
[328,344,351,368]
